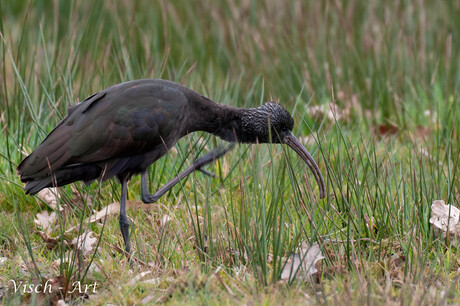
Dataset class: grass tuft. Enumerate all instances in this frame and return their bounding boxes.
[0,0,459,304]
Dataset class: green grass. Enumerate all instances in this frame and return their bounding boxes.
[0,0,459,304]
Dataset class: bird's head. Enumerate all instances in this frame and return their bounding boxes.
[241,102,325,199]
[241,102,294,143]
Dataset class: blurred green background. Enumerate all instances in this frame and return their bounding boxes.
[1,0,459,304]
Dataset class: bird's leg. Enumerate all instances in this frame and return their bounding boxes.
[141,143,235,203]
[119,179,131,254]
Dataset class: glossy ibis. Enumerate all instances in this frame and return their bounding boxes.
[17,79,325,254]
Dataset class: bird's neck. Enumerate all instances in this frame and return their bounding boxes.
[196,105,264,143]
[184,94,266,143]
[200,104,244,142]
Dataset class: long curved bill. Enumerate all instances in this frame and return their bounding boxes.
[283,132,326,199]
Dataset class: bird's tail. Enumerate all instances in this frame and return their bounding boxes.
[21,164,101,195]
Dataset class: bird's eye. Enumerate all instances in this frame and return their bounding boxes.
[281,127,289,132]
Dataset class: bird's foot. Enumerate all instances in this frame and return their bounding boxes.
[142,193,160,204]
[119,219,131,255]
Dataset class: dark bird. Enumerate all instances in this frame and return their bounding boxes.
[17,79,326,254]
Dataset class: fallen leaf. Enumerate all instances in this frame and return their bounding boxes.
[416,125,432,139]
[65,200,155,234]
[127,271,152,286]
[161,214,172,227]
[429,200,460,235]
[325,103,342,121]
[281,242,324,282]
[52,253,102,275]
[376,122,399,136]
[337,91,345,100]
[37,230,97,255]
[267,253,274,263]
[36,231,62,249]
[89,203,120,223]
[37,188,62,211]
[87,261,102,274]
[72,231,98,255]
[44,275,63,295]
[141,292,157,304]
[52,258,69,270]
[72,187,93,209]
[143,278,159,285]
[19,260,29,275]
[35,211,57,234]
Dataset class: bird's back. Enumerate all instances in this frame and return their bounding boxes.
[18,79,192,194]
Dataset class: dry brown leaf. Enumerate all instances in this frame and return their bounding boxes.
[416,125,432,139]
[52,254,102,274]
[429,200,460,237]
[71,231,98,255]
[127,271,152,286]
[34,211,57,234]
[281,242,324,282]
[161,214,172,227]
[36,231,63,249]
[142,278,159,285]
[89,203,120,223]
[376,123,399,136]
[19,260,30,274]
[72,187,93,209]
[37,230,97,255]
[326,103,342,121]
[65,200,155,234]
[52,258,68,270]
[87,261,102,274]
[141,292,156,304]
[37,188,62,211]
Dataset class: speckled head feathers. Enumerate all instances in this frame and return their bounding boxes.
[240,102,294,143]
